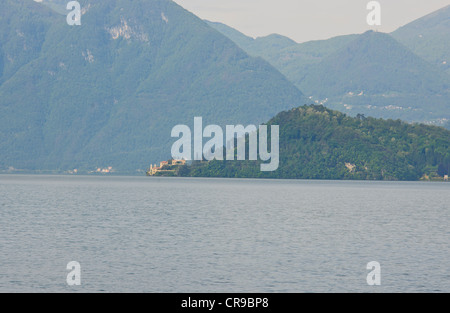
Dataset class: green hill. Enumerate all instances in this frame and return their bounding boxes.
[182,105,450,181]
[0,0,306,172]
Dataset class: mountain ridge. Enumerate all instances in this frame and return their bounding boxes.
[207,6,450,126]
[297,30,450,97]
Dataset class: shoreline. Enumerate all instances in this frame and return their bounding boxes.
[1,172,448,183]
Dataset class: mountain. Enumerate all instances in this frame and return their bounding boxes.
[181,105,450,181]
[204,21,256,52]
[207,20,358,81]
[294,31,449,96]
[0,0,306,172]
[39,0,68,15]
[205,21,298,61]
[208,10,450,126]
[0,0,58,85]
[294,31,450,122]
[392,5,450,75]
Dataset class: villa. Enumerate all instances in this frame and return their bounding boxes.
[147,159,186,176]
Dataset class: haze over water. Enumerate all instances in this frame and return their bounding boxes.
[0,175,449,292]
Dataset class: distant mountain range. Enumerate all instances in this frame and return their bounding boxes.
[0,0,306,172]
[182,105,450,181]
[207,5,450,127]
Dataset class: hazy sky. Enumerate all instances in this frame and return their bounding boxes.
[173,0,450,43]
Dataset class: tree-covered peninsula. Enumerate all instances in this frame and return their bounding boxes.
[179,105,450,181]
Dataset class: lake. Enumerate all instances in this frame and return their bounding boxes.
[0,175,449,292]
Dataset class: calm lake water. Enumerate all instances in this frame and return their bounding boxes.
[0,175,449,292]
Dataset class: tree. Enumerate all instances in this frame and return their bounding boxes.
[437,163,448,177]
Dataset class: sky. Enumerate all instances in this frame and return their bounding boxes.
[173,0,450,43]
